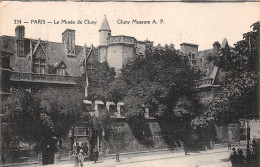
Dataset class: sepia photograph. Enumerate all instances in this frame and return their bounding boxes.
[0,1,259,167]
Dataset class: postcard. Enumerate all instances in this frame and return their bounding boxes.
[0,1,259,167]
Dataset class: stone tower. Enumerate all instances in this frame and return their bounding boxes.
[98,15,145,71]
[99,15,111,62]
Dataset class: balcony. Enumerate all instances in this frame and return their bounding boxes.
[10,71,78,85]
[195,78,213,88]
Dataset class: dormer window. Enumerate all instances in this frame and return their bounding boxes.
[32,44,46,74]
[54,61,68,76]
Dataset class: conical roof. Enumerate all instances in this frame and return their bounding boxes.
[99,15,111,31]
[221,38,228,48]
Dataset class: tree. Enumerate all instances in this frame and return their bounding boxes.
[2,87,85,150]
[111,42,203,149]
[76,61,116,102]
[76,61,117,156]
[121,43,200,116]
[193,21,260,127]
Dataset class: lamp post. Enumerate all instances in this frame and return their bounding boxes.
[246,120,250,153]
[115,127,120,162]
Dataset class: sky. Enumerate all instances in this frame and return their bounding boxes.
[0,2,259,50]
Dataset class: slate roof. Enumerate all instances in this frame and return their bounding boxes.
[0,35,99,77]
[45,41,84,77]
[180,42,199,46]
[0,36,16,54]
[99,15,111,31]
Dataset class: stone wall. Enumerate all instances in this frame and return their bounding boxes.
[122,45,135,64]
[249,119,260,140]
[98,46,107,63]
[107,45,123,70]
[215,123,240,143]
[180,44,198,55]
[106,118,168,154]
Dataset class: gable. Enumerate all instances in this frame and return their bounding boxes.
[86,48,99,65]
[33,45,46,59]
[1,36,97,77]
[54,60,67,68]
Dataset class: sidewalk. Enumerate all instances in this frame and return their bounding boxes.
[43,148,232,167]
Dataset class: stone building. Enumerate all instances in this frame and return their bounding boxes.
[98,15,146,71]
[0,25,99,165]
[180,39,245,143]
[0,16,147,164]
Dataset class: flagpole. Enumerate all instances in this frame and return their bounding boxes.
[82,45,92,105]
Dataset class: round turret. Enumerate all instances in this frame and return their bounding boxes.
[99,15,111,46]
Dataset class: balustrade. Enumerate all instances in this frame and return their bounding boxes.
[10,72,77,84]
[195,78,213,88]
[108,36,136,45]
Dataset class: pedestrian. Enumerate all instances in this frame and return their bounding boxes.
[76,143,81,154]
[237,149,246,167]
[230,148,237,167]
[82,143,88,158]
[93,147,99,163]
[78,149,84,167]
[73,143,79,167]
[228,142,231,150]
[183,142,188,155]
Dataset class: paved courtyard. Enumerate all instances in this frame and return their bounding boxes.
[41,148,232,167]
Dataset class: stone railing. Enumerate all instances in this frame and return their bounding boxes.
[195,78,213,88]
[10,71,77,85]
[107,36,136,45]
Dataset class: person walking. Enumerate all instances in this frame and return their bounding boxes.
[73,143,79,167]
[93,147,99,163]
[78,149,84,167]
[228,142,232,150]
[82,143,88,159]
[237,149,246,167]
[230,148,238,167]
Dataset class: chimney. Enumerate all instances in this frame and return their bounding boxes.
[62,29,75,56]
[213,41,220,55]
[15,25,25,39]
